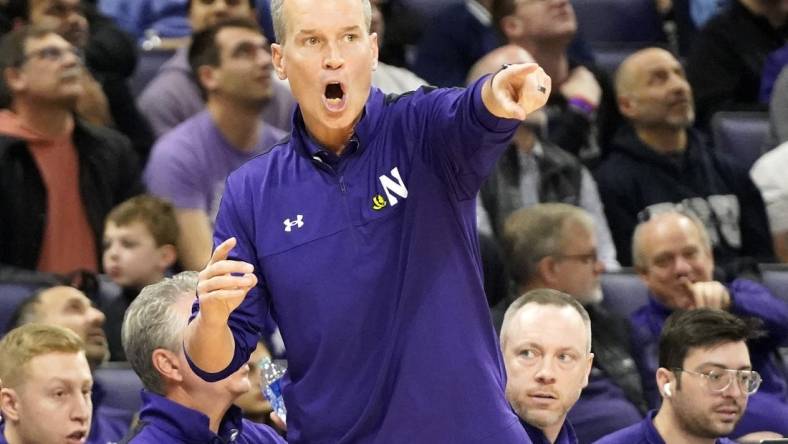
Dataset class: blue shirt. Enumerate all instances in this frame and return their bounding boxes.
[522,419,578,444]
[124,391,285,443]
[189,78,530,443]
[593,410,737,444]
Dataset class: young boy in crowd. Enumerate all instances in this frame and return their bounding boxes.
[101,195,179,360]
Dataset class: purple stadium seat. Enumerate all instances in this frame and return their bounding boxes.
[711,111,770,169]
[600,271,650,319]
[93,362,144,413]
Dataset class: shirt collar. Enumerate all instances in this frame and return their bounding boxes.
[138,391,245,443]
[521,418,578,444]
[290,86,385,167]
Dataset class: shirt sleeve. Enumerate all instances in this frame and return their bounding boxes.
[729,279,788,348]
[402,75,520,201]
[186,175,269,382]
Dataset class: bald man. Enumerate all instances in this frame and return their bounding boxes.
[594,47,774,271]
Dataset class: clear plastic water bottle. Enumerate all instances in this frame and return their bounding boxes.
[260,357,287,424]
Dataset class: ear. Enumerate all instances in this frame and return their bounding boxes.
[537,256,560,286]
[271,43,287,80]
[500,16,523,41]
[370,32,379,71]
[0,387,21,422]
[157,244,178,271]
[4,66,26,94]
[197,65,218,94]
[617,95,636,120]
[151,349,184,384]
[582,352,594,389]
[656,367,674,399]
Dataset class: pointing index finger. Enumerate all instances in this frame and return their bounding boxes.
[209,237,237,267]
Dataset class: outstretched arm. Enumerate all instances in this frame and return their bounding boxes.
[184,237,258,373]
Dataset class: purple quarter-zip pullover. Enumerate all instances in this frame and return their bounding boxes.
[188,77,531,443]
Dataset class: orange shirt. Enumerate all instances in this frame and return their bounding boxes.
[0,110,97,274]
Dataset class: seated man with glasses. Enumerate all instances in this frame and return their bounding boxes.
[494,203,645,443]
[0,24,142,278]
[596,308,771,443]
[627,209,788,437]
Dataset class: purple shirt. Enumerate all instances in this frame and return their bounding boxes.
[629,279,788,436]
[189,79,531,443]
[593,410,738,444]
[137,47,295,138]
[125,391,285,443]
[522,419,578,444]
[144,110,286,221]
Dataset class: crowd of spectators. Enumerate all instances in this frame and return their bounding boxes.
[0,0,787,443]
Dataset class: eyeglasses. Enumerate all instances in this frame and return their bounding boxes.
[553,251,598,265]
[21,46,84,65]
[673,367,762,395]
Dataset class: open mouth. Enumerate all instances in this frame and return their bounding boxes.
[322,82,347,112]
[66,430,87,443]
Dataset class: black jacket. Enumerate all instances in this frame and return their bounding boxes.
[0,119,143,273]
[480,140,583,240]
[686,0,788,128]
[594,125,774,267]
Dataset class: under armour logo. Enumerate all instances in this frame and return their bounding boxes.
[283,215,304,232]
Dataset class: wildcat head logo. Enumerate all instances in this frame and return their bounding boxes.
[372,194,387,211]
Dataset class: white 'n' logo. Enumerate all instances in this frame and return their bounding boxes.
[378,167,408,206]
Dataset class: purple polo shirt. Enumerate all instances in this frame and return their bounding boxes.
[593,410,738,444]
[189,78,531,443]
[125,391,285,443]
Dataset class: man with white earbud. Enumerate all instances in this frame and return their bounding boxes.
[595,309,776,443]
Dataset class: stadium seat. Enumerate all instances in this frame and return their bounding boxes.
[600,270,650,319]
[572,0,665,46]
[711,111,770,169]
[93,362,144,413]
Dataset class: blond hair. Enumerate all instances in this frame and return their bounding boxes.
[0,323,85,388]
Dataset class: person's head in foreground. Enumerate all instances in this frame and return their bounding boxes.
[652,309,763,440]
[500,288,593,442]
[269,0,377,150]
[0,323,92,444]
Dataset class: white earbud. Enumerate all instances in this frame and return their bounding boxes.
[664,382,673,398]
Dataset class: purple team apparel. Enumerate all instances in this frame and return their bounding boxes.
[593,410,737,444]
[122,391,285,443]
[522,420,578,444]
[188,78,532,443]
[630,279,788,436]
[144,110,287,219]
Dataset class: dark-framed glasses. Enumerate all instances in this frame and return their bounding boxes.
[673,367,762,395]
